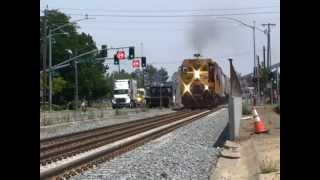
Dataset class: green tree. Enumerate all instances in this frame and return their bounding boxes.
[52,77,67,94]
[158,67,169,82]
[40,10,109,106]
[144,64,157,85]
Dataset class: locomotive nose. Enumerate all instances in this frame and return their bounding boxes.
[191,84,205,95]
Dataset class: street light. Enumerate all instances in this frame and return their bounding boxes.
[216,17,266,105]
[48,32,69,111]
[47,17,93,111]
[66,49,79,113]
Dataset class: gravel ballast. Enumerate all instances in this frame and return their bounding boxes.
[71,108,228,180]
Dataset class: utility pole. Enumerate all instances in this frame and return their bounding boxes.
[262,23,276,104]
[262,23,276,68]
[42,8,48,107]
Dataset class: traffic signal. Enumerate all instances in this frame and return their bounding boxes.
[128,46,135,59]
[114,54,119,65]
[100,45,108,57]
[141,57,146,67]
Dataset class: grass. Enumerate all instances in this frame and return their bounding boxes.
[259,155,279,174]
[88,111,95,119]
[99,111,104,118]
[114,108,128,116]
[141,106,149,112]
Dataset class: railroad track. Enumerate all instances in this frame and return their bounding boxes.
[40,108,221,180]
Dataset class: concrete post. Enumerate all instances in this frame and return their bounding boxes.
[228,96,242,141]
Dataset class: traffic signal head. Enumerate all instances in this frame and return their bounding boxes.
[141,57,146,67]
[114,54,119,65]
[129,46,135,59]
[101,45,108,57]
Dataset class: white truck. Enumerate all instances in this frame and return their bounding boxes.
[112,79,137,109]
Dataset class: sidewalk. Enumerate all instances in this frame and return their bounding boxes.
[210,105,280,180]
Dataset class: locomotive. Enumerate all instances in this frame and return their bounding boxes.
[173,54,230,109]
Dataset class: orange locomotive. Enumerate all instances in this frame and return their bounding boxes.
[175,56,229,109]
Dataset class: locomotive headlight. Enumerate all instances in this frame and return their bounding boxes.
[194,69,201,80]
[183,83,191,95]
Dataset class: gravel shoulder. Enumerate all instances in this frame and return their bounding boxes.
[71,108,229,180]
[210,105,280,180]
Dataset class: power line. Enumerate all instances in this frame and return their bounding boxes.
[82,27,188,31]
[49,6,279,13]
[66,11,279,18]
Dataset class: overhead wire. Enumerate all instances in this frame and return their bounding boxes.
[48,6,279,13]
[66,11,279,18]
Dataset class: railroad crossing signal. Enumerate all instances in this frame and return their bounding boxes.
[141,57,146,67]
[116,51,126,60]
[128,46,135,59]
[114,54,119,65]
[132,59,140,68]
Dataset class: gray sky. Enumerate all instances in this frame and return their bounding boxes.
[40,0,280,78]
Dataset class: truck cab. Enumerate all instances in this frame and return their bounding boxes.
[112,79,137,109]
[135,88,146,106]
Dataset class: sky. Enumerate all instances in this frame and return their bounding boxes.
[40,0,280,78]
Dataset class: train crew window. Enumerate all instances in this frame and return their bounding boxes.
[182,66,188,73]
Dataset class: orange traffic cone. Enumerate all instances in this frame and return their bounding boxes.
[252,107,268,134]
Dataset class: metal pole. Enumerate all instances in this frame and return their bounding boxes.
[253,21,259,105]
[160,83,162,108]
[267,26,271,68]
[141,42,144,88]
[74,59,79,116]
[48,29,53,111]
[257,55,261,104]
[263,45,266,68]
[42,8,48,107]
[142,68,145,89]
[118,63,121,76]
